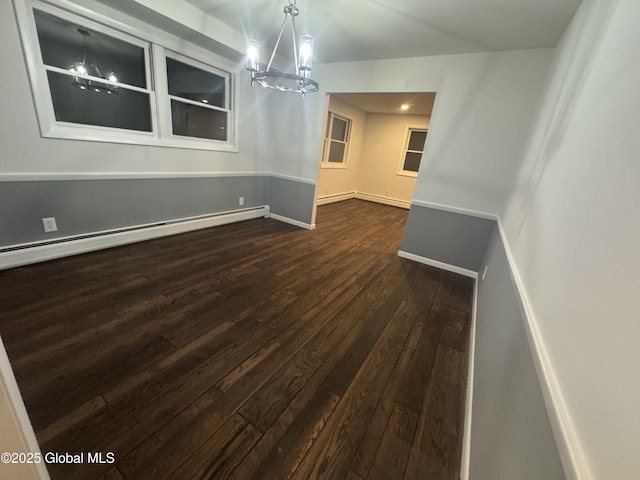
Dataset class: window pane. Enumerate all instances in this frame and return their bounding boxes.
[328,141,346,163]
[46,71,151,131]
[331,117,348,141]
[171,100,227,141]
[167,57,226,108]
[408,130,427,151]
[403,152,422,172]
[34,10,147,88]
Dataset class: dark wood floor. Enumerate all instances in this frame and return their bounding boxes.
[0,199,473,480]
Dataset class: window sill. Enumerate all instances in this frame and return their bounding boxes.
[396,171,418,178]
[42,127,238,153]
[321,163,348,169]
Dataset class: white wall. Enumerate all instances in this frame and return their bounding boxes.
[255,88,326,183]
[358,113,429,204]
[0,0,263,177]
[502,0,640,478]
[312,48,552,215]
[316,96,367,198]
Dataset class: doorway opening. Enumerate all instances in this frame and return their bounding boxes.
[315,92,436,216]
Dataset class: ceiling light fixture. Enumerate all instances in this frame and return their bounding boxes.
[400,104,410,110]
[68,28,118,94]
[246,0,318,95]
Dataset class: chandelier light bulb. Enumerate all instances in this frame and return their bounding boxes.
[246,39,260,72]
[108,72,118,83]
[76,64,87,75]
[298,35,314,72]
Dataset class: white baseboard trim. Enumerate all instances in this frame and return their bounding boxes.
[460,278,478,480]
[316,192,356,206]
[0,207,269,271]
[497,220,589,480]
[397,250,478,279]
[355,192,411,209]
[411,199,498,221]
[268,213,316,230]
[0,338,50,479]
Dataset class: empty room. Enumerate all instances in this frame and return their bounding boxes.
[1,0,639,479]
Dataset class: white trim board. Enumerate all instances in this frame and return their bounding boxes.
[497,220,589,480]
[268,213,316,230]
[411,200,498,221]
[397,250,478,279]
[356,192,411,209]
[0,172,269,182]
[460,278,478,480]
[0,338,50,479]
[0,207,269,271]
[316,192,356,206]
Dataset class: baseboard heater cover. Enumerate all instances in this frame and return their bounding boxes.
[0,206,270,270]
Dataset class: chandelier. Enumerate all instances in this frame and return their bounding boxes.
[246,0,319,95]
[68,28,118,94]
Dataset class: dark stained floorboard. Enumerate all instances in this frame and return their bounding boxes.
[0,199,473,480]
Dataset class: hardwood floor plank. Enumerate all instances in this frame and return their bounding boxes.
[36,395,106,446]
[96,467,124,480]
[396,299,448,413]
[440,307,472,353]
[349,315,424,478]
[0,200,474,480]
[404,345,467,480]
[239,260,404,432]
[226,269,411,479]
[368,402,419,480]
[290,287,418,480]
[345,470,365,480]
[248,388,340,480]
[103,387,224,480]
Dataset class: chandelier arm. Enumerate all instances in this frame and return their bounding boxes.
[266,13,289,71]
[291,15,299,76]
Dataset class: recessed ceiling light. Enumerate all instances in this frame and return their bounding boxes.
[400,104,410,110]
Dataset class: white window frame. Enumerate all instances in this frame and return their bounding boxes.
[161,50,232,148]
[322,112,351,169]
[398,127,427,177]
[14,0,238,152]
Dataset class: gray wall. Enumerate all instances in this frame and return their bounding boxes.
[267,176,316,226]
[400,205,495,272]
[0,176,268,247]
[470,226,565,480]
[0,174,320,248]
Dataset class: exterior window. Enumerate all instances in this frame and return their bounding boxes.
[32,8,153,134]
[166,56,230,142]
[16,0,236,151]
[400,129,427,174]
[322,113,351,167]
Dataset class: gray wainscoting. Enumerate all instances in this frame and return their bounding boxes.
[267,176,316,226]
[470,226,566,480]
[400,204,495,272]
[0,176,268,247]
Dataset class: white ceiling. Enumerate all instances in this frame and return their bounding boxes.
[184,0,581,63]
[332,92,436,116]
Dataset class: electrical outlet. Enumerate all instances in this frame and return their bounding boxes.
[481,265,488,280]
[42,217,58,232]
[239,196,245,206]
